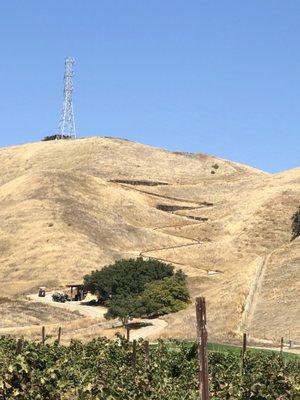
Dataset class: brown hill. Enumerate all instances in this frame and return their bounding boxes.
[0,137,299,343]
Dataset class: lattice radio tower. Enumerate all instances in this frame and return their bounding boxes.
[58,57,76,138]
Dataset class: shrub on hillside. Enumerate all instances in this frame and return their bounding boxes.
[42,134,72,141]
[291,206,300,240]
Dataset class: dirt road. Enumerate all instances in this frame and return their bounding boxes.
[28,293,107,319]
[28,293,168,341]
[130,319,168,341]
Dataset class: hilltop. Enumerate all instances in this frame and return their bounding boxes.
[0,137,299,343]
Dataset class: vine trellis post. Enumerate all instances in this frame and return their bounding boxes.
[195,297,210,400]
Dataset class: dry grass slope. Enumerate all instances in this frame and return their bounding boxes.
[0,137,299,343]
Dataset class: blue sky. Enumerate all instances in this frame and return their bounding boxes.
[0,1,299,172]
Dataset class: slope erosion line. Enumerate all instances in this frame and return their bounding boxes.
[238,256,266,333]
[111,180,217,275]
[113,182,213,206]
[238,249,279,334]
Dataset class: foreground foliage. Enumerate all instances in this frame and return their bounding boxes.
[0,336,299,399]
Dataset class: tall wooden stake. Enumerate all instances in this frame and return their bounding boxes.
[57,327,62,344]
[16,338,24,355]
[242,333,247,354]
[131,340,137,369]
[41,326,46,345]
[126,327,130,342]
[144,340,150,368]
[241,333,247,370]
[280,337,284,358]
[196,297,209,400]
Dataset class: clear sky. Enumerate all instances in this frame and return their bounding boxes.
[0,1,299,172]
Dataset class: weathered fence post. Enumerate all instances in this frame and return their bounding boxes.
[196,297,209,400]
[16,338,24,355]
[57,327,62,344]
[241,333,247,369]
[41,326,46,345]
[144,340,150,368]
[131,339,137,369]
[242,333,247,354]
[280,337,284,358]
[126,326,130,342]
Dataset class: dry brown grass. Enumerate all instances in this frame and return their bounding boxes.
[0,137,299,343]
[0,297,125,343]
[0,297,81,329]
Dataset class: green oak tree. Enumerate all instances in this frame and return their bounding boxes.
[84,258,190,325]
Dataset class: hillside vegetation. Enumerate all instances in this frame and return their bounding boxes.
[0,137,299,343]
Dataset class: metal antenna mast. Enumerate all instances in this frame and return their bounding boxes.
[58,57,76,138]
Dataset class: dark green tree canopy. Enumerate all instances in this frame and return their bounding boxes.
[134,271,190,318]
[84,257,174,301]
[291,206,300,241]
[84,258,190,324]
[105,295,138,325]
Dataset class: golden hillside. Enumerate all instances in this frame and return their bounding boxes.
[0,137,299,343]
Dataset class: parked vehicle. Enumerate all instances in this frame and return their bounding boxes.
[38,287,46,297]
[52,292,69,303]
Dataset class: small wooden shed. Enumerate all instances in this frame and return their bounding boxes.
[66,284,85,301]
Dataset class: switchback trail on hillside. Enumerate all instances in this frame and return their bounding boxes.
[112,180,220,277]
[238,247,282,337]
[238,256,267,333]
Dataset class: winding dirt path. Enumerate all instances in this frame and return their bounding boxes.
[238,256,267,332]
[238,248,281,334]
[116,182,214,207]
[28,182,217,341]
[28,293,107,319]
[114,182,295,345]
[28,293,168,341]
[130,319,168,341]
[116,181,220,277]
[112,181,216,274]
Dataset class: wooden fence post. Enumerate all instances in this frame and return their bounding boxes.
[131,340,137,369]
[241,333,247,369]
[16,338,24,355]
[41,326,46,345]
[280,337,284,358]
[144,340,150,368]
[242,333,247,354]
[57,327,62,344]
[126,327,130,342]
[196,297,209,400]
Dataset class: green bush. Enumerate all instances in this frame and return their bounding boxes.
[42,134,72,141]
[291,206,300,240]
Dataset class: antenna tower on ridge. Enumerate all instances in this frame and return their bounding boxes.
[58,57,76,138]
